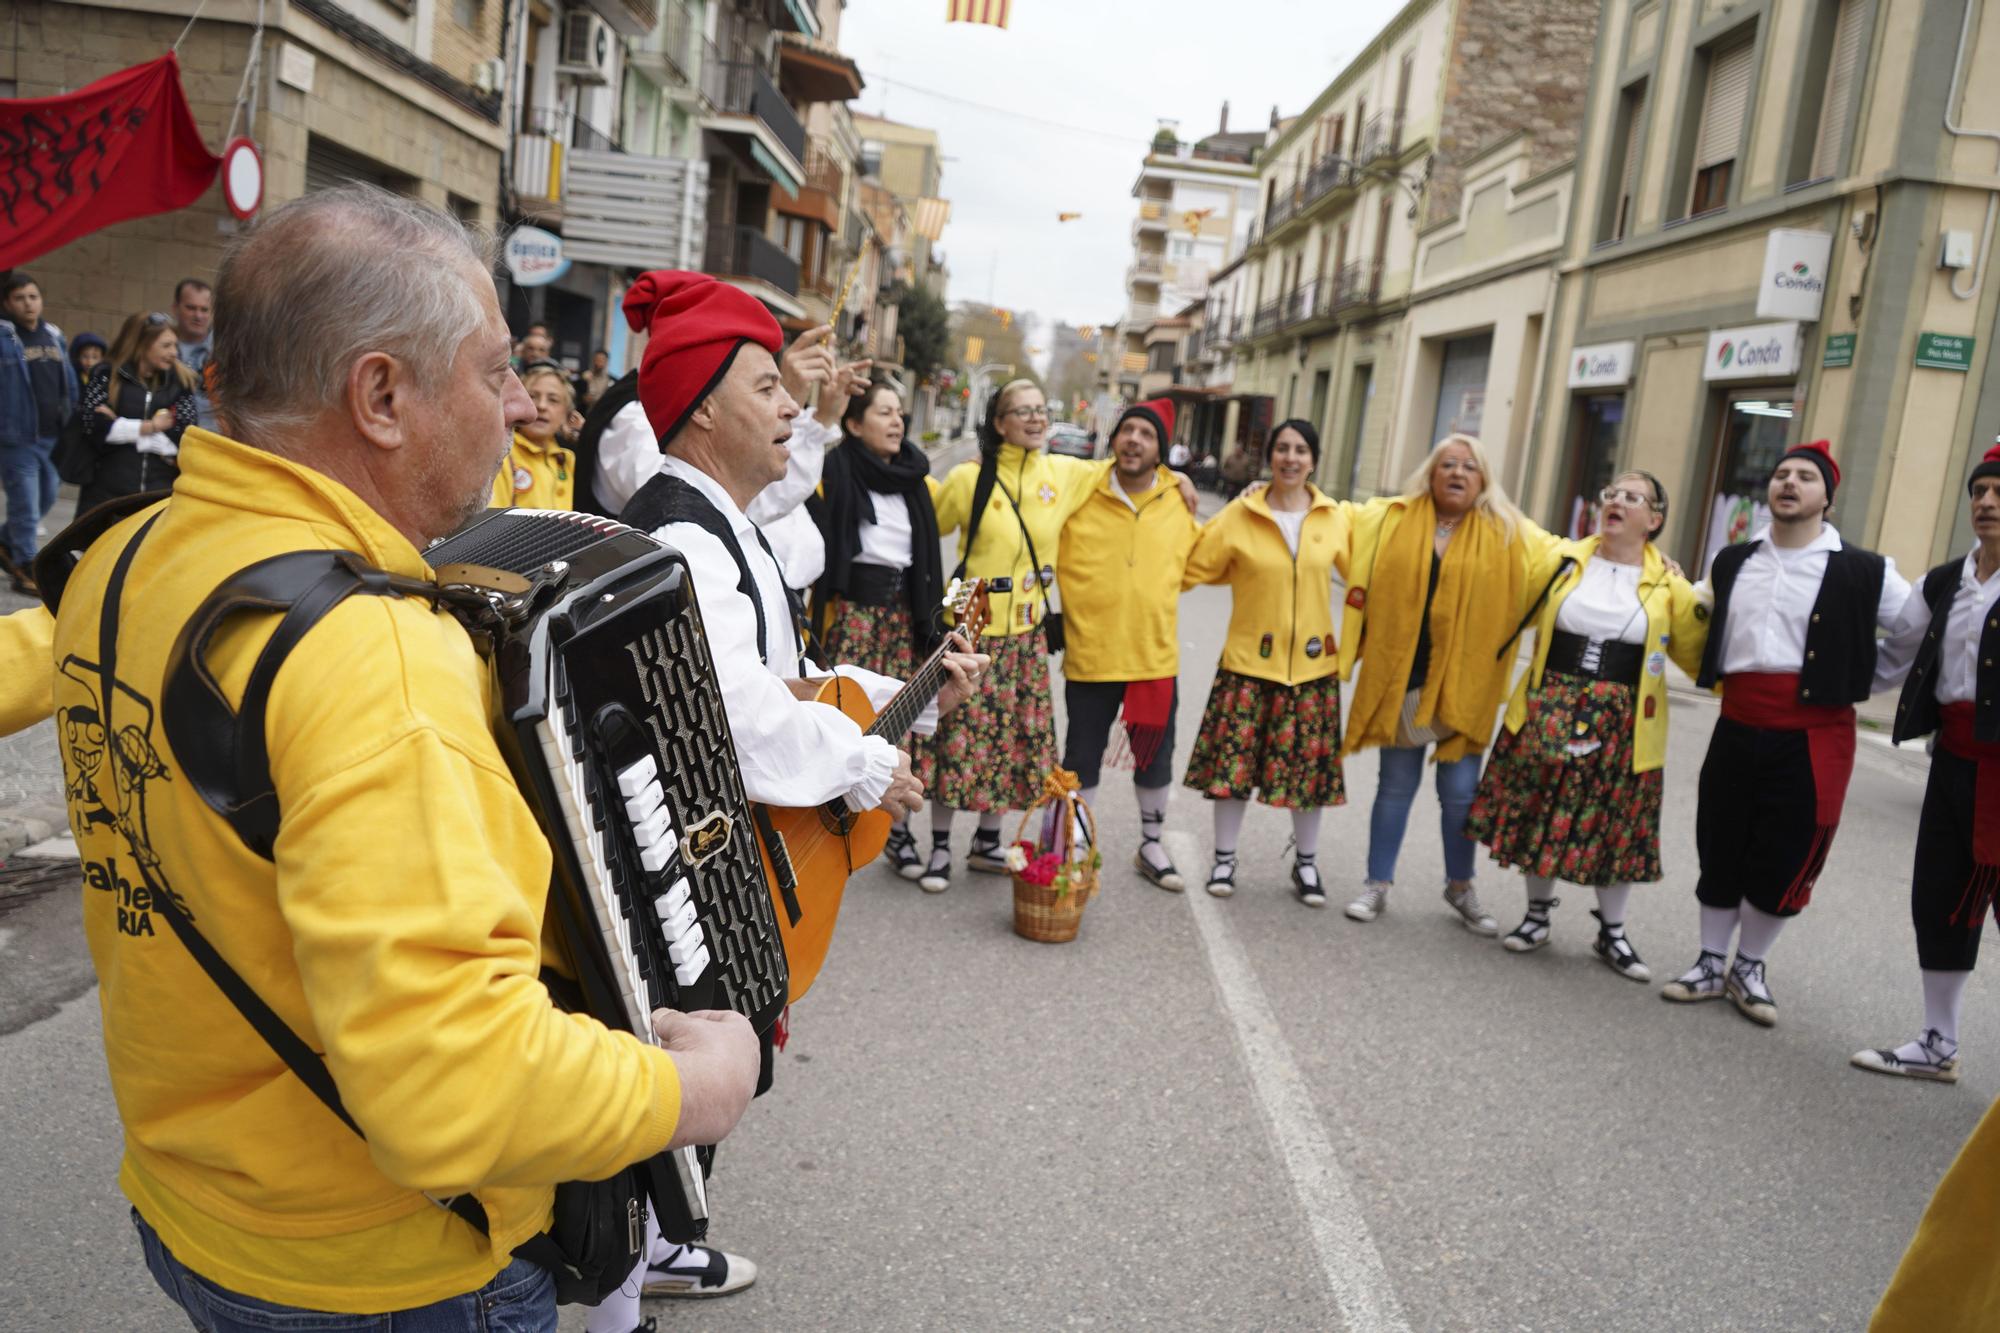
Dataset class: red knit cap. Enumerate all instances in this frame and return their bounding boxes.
[1114,397,1175,445]
[1776,438,1841,494]
[623,270,783,445]
[1970,440,2000,492]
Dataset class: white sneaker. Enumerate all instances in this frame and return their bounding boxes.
[642,1242,758,1298]
[1443,882,1498,936]
[1851,1029,1960,1083]
[1345,882,1389,922]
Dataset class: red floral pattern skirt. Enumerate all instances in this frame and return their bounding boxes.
[819,597,935,788]
[928,628,1056,812]
[1464,673,1664,886]
[1183,668,1346,809]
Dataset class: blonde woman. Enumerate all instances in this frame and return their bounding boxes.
[77,312,200,513]
[1335,434,1559,932]
[491,362,581,509]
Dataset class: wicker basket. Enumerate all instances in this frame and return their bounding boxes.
[1009,770,1100,944]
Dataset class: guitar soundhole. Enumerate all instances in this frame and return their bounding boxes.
[816,804,857,837]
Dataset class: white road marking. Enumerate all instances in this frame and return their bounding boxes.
[1167,829,1413,1333]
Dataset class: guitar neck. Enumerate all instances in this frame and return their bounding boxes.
[868,652,950,743]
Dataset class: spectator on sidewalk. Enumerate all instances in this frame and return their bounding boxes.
[513,321,552,370]
[1168,438,1191,469]
[576,347,613,411]
[1,271,79,588]
[1219,445,1253,500]
[69,331,107,380]
[171,278,216,431]
[76,312,198,514]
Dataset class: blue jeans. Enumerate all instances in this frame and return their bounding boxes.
[0,432,58,561]
[1365,745,1483,884]
[134,1210,557,1332]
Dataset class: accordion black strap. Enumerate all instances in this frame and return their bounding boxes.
[621,470,804,666]
[93,508,494,1238]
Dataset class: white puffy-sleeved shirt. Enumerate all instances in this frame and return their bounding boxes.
[1704,524,1910,676]
[746,415,836,591]
[1875,550,2000,703]
[594,400,657,517]
[648,455,917,811]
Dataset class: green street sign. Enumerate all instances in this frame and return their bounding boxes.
[1822,333,1855,368]
[1915,331,1976,371]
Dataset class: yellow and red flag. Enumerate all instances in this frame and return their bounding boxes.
[946,0,1011,28]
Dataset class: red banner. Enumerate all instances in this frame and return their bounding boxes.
[0,53,222,269]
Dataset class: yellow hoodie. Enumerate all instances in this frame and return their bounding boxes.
[931,443,1108,638]
[52,429,680,1313]
[1058,465,1201,681]
[1,605,53,736]
[490,430,576,509]
[1500,536,1710,774]
[1182,486,1349,686]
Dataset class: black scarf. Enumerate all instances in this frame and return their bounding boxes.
[814,437,945,649]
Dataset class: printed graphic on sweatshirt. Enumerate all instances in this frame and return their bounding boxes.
[58,655,181,939]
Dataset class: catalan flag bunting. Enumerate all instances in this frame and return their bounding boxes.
[1057,211,1083,222]
[912,195,952,240]
[946,0,1011,28]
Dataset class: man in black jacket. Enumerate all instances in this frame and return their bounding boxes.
[1661,441,1910,1026]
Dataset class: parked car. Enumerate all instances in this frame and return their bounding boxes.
[1047,423,1094,459]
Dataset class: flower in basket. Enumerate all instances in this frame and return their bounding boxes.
[1011,844,1063,887]
[1005,843,1031,874]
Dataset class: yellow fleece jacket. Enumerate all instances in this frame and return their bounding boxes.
[1182,486,1349,686]
[1501,537,1710,774]
[491,430,576,509]
[930,443,1107,638]
[1,605,53,736]
[1058,466,1202,681]
[53,429,680,1313]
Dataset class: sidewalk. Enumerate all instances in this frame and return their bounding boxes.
[0,489,73,862]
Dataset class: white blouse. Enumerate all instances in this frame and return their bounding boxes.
[1556,559,1648,645]
[1271,507,1306,557]
[855,491,915,568]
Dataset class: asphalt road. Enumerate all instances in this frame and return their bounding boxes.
[0,474,1985,1331]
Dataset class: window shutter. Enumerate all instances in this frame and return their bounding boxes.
[1809,0,1865,180]
[1695,41,1754,170]
[1620,85,1647,211]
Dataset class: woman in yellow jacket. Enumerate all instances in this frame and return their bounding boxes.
[1182,419,1349,906]
[1462,470,1709,980]
[490,362,578,509]
[923,379,1107,889]
[1336,433,1560,933]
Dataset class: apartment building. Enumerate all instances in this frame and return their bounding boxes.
[849,112,950,296]
[1235,0,1598,497]
[1521,0,2000,575]
[4,0,512,340]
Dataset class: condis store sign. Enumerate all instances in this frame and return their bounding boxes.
[1755,229,1833,322]
[1704,322,1802,382]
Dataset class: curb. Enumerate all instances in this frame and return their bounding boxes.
[0,803,69,863]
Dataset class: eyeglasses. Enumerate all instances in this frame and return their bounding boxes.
[1003,405,1051,419]
[145,311,172,326]
[1435,459,1481,476]
[1599,486,1661,508]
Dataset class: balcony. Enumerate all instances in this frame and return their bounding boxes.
[705,222,802,310]
[1328,260,1382,314]
[1281,280,1319,329]
[1357,113,1404,164]
[1134,200,1168,232]
[775,139,844,230]
[702,58,808,192]
[777,31,864,104]
[566,149,708,270]
[578,0,658,39]
[1251,298,1283,340]
[1300,152,1355,208]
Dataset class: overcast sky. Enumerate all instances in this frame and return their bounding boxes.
[837,0,1407,345]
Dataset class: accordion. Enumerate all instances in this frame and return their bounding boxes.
[424,508,790,1244]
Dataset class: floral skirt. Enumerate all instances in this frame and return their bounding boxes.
[1183,669,1346,809]
[1464,673,1664,886]
[819,597,934,787]
[928,628,1056,812]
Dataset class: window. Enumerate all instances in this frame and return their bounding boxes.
[1170,237,1195,258]
[1370,194,1393,295]
[1806,0,1866,182]
[1393,52,1413,150]
[1603,80,1647,242]
[1688,39,1754,218]
[1352,97,1367,158]
[859,140,884,178]
[776,215,807,263]
[452,0,479,27]
[1330,115,1345,163]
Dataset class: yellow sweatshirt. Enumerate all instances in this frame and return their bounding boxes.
[1182,486,1349,686]
[1,605,53,736]
[1058,465,1202,681]
[930,443,1107,638]
[491,430,576,510]
[1501,536,1710,774]
[53,428,681,1313]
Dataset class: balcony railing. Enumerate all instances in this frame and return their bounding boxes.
[1251,298,1283,339]
[705,222,800,294]
[1281,280,1319,328]
[658,0,695,83]
[802,140,844,197]
[704,59,807,164]
[1301,151,1355,207]
[1357,113,1403,164]
[1328,260,1382,313]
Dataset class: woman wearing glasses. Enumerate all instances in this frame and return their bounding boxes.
[922,381,1115,890]
[1337,434,1560,933]
[1462,472,1709,978]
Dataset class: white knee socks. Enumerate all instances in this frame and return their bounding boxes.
[1211,797,1249,858]
[1136,784,1172,872]
[582,1209,659,1332]
[1923,969,1970,1046]
[1735,904,1788,962]
[1699,905,1741,958]
[1595,883,1632,936]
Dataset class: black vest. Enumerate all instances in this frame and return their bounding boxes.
[1695,538,1887,705]
[1892,558,2000,745]
[620,469,803,666]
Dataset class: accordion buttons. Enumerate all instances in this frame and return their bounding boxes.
[633,804,673,849]
[669,926,705,966]
[616,756,659,800]
[625,779,666,826]
[654,878,691,921]
[639,831,679,874]
[674,942,710,987]
[662,899,698,942]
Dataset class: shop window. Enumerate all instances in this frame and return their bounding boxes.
[1700,393,1795,568]
[1429,333,1492,447]
[1560,394,1625,537]
[1685,37,1754,219]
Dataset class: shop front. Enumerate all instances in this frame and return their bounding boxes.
[1694,321,1803,568]
[1557,340,1633,538]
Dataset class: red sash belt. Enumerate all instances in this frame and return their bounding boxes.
[1940,703,2000,871]
[1109,677,1176,772]
[1721,672,1856,827]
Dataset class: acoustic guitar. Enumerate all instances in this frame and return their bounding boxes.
[758,579,991,1003]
